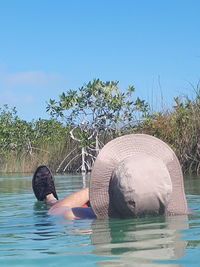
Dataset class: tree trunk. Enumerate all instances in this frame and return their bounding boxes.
[81,147,86,173]
[95,134,100,157]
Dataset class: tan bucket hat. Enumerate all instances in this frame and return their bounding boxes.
[89,134,188,219]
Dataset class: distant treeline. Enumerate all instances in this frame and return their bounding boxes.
[1,87,200,175]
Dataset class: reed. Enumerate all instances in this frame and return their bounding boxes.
[0,137,78,173]
[136,95,200,174]
[1,91,200,175]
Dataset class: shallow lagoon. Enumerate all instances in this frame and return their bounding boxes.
[0,174,200,267]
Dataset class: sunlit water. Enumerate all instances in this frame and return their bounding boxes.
[0,174,200,267]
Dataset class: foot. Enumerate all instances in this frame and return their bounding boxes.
[46,193,58,205]
[32,165,58,201]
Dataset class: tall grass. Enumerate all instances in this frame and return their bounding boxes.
[0,138,78,173]
[1,91,200,175]
[136,94,200,174]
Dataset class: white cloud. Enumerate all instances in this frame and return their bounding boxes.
[1,70,62,88]
[0,67,68,120]
[5,71,48,86]
[0,66,67,120]
[0,90,34,105]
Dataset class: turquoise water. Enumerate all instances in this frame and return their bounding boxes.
[0,174,200,267]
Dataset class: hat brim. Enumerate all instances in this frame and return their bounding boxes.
[89,134,188,219]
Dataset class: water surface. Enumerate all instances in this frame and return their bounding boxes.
[0,174,200,266]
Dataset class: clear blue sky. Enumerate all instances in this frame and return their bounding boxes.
[0,0,200,121]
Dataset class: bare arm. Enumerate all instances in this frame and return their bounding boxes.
[53,187,89,208]
[48,187,96,220]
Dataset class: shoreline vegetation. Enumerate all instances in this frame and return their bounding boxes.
[1,79,200,175]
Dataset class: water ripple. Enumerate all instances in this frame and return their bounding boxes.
[1,175,200,266]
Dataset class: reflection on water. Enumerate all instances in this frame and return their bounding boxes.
[91,215,188,267]
[33,202,56,240]
[0,174,200,266]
